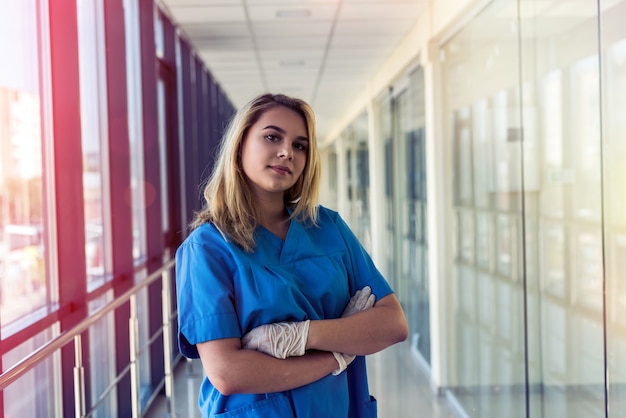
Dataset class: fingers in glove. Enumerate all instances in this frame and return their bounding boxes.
[354,286,372,310]
[241,321,310,359]
[363,292,376,309]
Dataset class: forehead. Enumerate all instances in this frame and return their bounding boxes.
[254,106,307,131]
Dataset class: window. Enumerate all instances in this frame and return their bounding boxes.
[77,0,111,288]
[0,0,49,328]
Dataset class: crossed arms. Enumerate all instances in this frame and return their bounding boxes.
[196,289,408,395]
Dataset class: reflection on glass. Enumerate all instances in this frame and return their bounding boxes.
[157,79,170,234]
[543,302,567,381]
[542,223,565,298]
[0,1,47,327]
[478,273,492,328]
[453,106,473,205]
[573,229,602,310]
[496,280,512,342]
[2,328,58,415]
[124,0,147,262]
[88,292,117,416]
[604,15,626,414]
[540,70,566,218]
[475,212,491,269]
[135,272,153,405]
[605,39,626,228]
[571,56,602,222]
[77,0,109,287]
[496,214,512,278]
[459,210,474,263]
[472,99,492,208]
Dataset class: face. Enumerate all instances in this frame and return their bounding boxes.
[240,106,309,201]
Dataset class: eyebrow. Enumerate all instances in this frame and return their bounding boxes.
[263,125,309,142]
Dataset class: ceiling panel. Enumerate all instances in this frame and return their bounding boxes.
[168,5,245,23]
[159,0,431,140]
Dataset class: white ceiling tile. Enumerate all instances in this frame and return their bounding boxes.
[160,0,430,139]
[340,3,424,20]
[247,4,338,20]
[251,21,334,37]
[169,5,245,24]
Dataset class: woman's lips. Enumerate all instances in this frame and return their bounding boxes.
[270,165,291,174]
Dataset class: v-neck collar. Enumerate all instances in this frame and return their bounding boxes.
[257,218,304,264]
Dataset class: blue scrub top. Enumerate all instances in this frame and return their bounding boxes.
[175,206,392,418]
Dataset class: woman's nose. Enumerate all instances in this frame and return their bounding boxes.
[278,146,292,160]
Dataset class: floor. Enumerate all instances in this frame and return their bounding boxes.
[144,341,459,418]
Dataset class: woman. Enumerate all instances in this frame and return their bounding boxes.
[176,93,408,417]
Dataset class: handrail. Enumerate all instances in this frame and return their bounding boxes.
[0,257,176,392]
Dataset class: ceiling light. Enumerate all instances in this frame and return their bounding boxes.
[276,9,311,18]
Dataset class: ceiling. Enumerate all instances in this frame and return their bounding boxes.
[158,0,430,141]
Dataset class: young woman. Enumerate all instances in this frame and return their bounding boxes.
[176,93,408,417]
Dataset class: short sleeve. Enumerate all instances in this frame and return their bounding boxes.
[175,225,242,358]
[326,209,393,301]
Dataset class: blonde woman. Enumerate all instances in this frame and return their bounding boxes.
[176,93,408,417]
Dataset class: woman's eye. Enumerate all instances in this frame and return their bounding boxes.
[294,142,307,151]
[265,134,279,142]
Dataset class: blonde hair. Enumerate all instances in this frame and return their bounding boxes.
[191,93,321,251]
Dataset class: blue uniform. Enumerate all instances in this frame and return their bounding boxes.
[175,206,392,417]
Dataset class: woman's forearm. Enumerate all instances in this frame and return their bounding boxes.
[198,339,338,395]
[305,294,408,356]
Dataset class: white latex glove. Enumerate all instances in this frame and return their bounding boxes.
[332,352,356,376]
[241,320,310,359]
[332,287,377,375]
[341,286,376,318]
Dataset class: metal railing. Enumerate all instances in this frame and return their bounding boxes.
[0,258,178,418]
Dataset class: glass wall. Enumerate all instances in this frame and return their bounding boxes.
[374,67,430,364]
[1,0,234,416]
[599,0,626,414]
[377,94,396,287]
[124,0,147,262]
[342,112,372,251]
[441,0,626,416]
[405,68,429,363]
[0,0,48,329]
[77,0,110,288]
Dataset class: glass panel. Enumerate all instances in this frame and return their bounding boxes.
[442,0,526,416]
[392,90,410,304]
[540,70,565,218]
[444,0,612,414]
[343,112,370,250]
[475,212,492,270]
[520,0,606,416]
[472,99,492,208]
[2,327,60,416]
[124,0,147,262]
[77,0,110,288]
[88,292,117,416]
[355,117,371,251]
[0,0,48,327]
[157,78,170,233]
[135,269,152,408]
[452,106,473,206]
[155,10,164,59]
[376,95,395,284]
[602,2,626,414]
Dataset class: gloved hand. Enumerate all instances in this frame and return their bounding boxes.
[332,287,376,375]
[332,352,356,375]
[341,286,376,317]
[241,320,310,359]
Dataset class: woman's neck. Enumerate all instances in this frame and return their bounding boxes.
[257,201,290,239]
